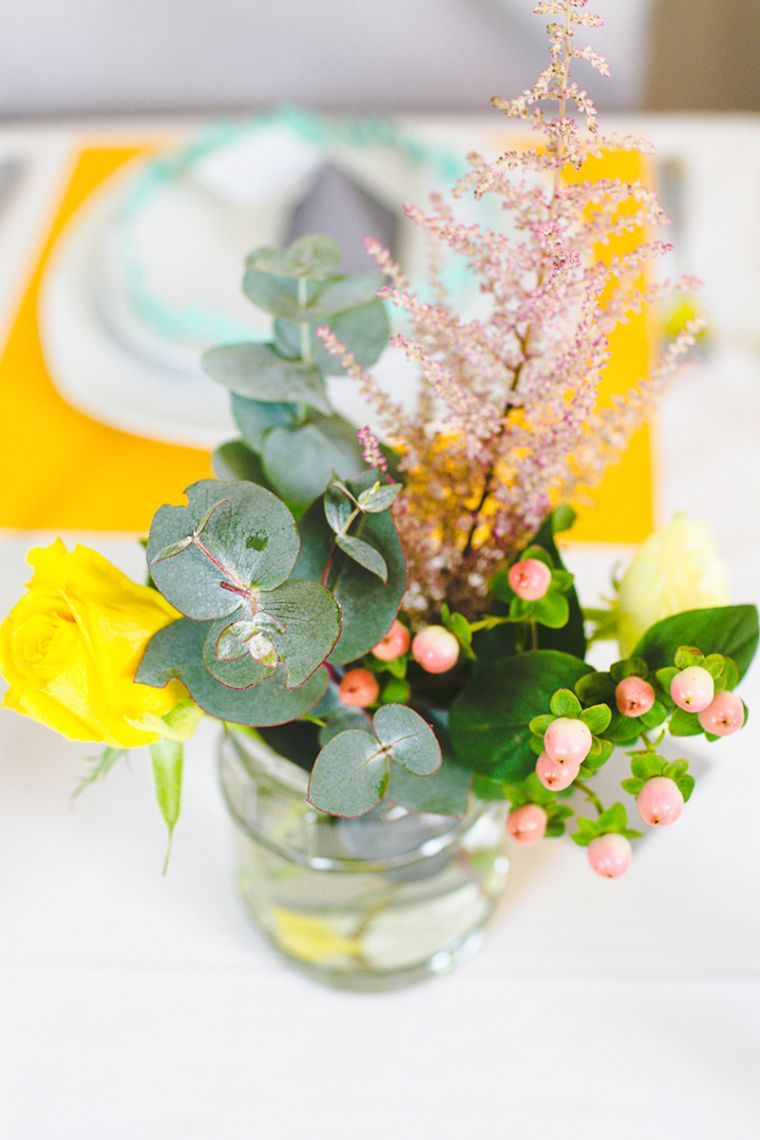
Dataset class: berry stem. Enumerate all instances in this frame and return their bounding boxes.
[575,779,604,817]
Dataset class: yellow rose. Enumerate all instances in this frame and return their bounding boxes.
[0,540,196,748]
[616,514,731,656]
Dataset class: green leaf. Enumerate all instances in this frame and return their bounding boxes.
[533,591,570,629]
[202,579,341,690]
[357,482,402,514]
[324,482,354,534]
[579,703,612,735]
[231,394,296,451]
[212,440,269,486]
[335,533,388,582]
[275,298,389,373]
[380,676,411,705]
[549,688,581,718]
[72,746,126,801]
[202,343,332,415]
[677,774,695,802]
[528,713,555,737]
[307,729,389,817]
[294,472,406,665]
[248,235,343,280]
[261,414,365,511]
[635,606,759,680]
[137,618,328,725]
[441,606,476,661]
[655,665,679,693]
[639,700,668,729]
[373,704,442,776]
[609,656,649,682]
[598,802,627,834]
[675,645,704,670]
[668,707,702,736]
[147,480,300,621]
[150,738,183,872]
[576,671,616,705]
[387,759,470,816]
[449,650,593,779]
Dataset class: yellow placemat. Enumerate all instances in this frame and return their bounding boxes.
[0,143,653,540]
[0,146,212,533]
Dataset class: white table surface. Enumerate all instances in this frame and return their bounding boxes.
[1,117,759,1139]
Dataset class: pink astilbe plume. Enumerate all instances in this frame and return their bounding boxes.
[325,0,705,616]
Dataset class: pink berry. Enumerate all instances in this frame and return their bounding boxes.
[507,804,547,845]
[411,625,459,674]
[371,619,410,662]
[636,776,684,827]
[338,668,379,708]
[587,834,632,879]
[544,717,592,766]
[670,665,714,713]
[508,558,552,601]
[535,750,579,791]
[698,690,745,736]
[615,676,655,718]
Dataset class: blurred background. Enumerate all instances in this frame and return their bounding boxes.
[1,0,759,118]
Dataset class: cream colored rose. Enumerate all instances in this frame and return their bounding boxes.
[616,514,731,656]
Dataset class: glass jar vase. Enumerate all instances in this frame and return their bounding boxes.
[218,728,510,990]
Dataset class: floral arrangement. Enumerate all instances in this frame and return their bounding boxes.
[1,0,757,881]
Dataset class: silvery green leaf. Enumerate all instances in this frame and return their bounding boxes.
[324,482,353,534]
[274,298,389,374]
[294,472,406,665]
[335,533,388,582]
[147,480,300,621]
[357,482,401,513]
[248,235,342,280]
[231,395,296,451]
[387,758,470,816]
[202,343,332,415]
[212,439,268,485]
[202,610,276,690]
[305,271,384,320]
[373,704,442,776]
[137,618,328,725]
[261,578,342,688]
[261,415,365,511]
[308,729,389,817]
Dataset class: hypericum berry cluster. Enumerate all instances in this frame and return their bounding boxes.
[656,645,746,740]
[529,688,612,795]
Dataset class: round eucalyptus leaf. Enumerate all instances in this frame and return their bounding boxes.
[274,297,389,374]
[202,610,276,691]
[202,343,332,415]
[147,480,300,621]
[261,415,365,511]
[308,729,389,817]
[231,395,296,451]
[136,618,328,725]
[373,704,442,776]
[387,759,470,817]
[248,235,342,280]
[262,578,342,688]
[212,439,268,485]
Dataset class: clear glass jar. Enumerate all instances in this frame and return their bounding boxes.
[218,729,510,990]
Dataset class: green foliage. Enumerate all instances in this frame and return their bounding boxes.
[295,473,406,665]
[149,738,183,872]
[147,480,300,620]
[203,342,332,415]
[440,604,477,661]
[72,746,126,801]
[621,753,695,803]
[549,688,581,718]
[308,704,441,817]
[633,605,759,680]
[491,772,576,837]
[571,802,641,846]
[449,650,593,780]
[387,758,471,817]
[137,618,329,726]
[260,415,366,511]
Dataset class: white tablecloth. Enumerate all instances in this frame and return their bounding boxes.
[1,117,759,1139]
